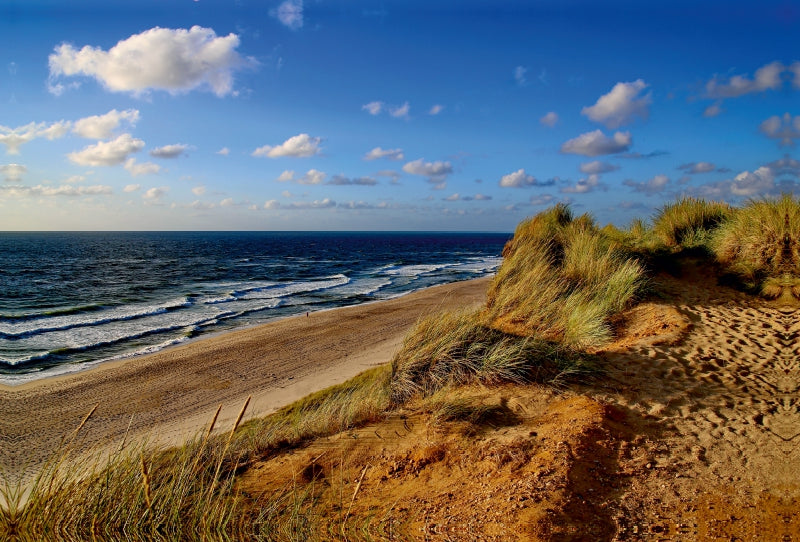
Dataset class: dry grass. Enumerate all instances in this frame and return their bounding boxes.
[652,197,732,249]
[485,206,646,348]
[712,195,800,295]
[389,310,586,405]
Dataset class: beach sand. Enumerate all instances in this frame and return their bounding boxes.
[0,277,491,479]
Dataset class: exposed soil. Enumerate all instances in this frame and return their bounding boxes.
[236,266,800,540]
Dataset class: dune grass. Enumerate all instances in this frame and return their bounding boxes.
[712,195,800,296]
[651,197,732,250]
[485,205,646,348]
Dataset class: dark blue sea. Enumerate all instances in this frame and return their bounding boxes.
[0,232,508,385]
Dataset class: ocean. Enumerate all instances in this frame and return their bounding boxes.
[0,231,509,385]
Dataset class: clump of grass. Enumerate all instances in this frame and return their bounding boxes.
[485,206,646,348]
[712,194,800,296]
[652,197,732,249]
[389,310,587,405]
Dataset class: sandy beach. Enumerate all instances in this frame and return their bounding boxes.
[0,277,491,479]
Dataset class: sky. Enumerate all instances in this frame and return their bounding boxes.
[1,0,799,231]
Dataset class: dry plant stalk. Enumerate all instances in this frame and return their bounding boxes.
[140,454,152,510]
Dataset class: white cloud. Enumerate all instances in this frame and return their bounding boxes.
[730,167,775,196]
[540,111,558,127]
[402,158,453,183]
[678,161,716,174]
[124,158,161,176]
[123,184,141,192]
[1,184,112,197]
[192,185,206,196]
[328,175,377,186]
[499,168,539,188]
[560,130,632,156]
[143,186,167,203]
[49,26,245,96]
[514,65,527,86]
[276,168,326,184]
[623,174,670,195]
[759,113,800,146]
[264,198,336,210]
[150,143,189,158]
[189,200,215,210]
[0,121,70,154]
[389,102,410,119]
[362,101,383,115]
[530,194,555,206]
[72,109,139,139]
[376,169,401,184]
[561,174,605,194]
[363,147,404,161]
[253,133,321,158]
[216,147,230,156]
[1,164,26,182]
[579,160,619,174]
[705,61,785,99]
[65,175,85,184]
[444,193,492,202]
[271,0,303,31]
[429,104,444,115]
[68,134,145,166]
[582,79,651,128]
[220,197,235,207]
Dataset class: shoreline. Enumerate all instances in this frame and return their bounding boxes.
[0,276,491,478]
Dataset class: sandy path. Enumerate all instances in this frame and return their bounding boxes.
[0,277,490,481]
[593,269,800,537]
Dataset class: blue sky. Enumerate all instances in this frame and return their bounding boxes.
[1,0,799,231]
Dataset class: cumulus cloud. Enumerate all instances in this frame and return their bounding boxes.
[49,26,246,96]
[253,133,321,158]
[124,158,161,176]
[68,134,145,166]
[271,0,303,30]
[376,169,401,184]
[220,197,236,207]
[123,184,141,192]
[705,61,785,99]
[498,169,543,188]
[582,80,651,128]
[561,130,632,157]
[402,158,453,183]
[362,101,383,115]
[143,186,167,203]
[328,175,377,186]
[389,102,410,119]
[759,113,800,146]
[216,147,230,156]
[623,174,670,195]
[561,174,605,194]
[150,143,189,158]
[276,168,326,184]
[363,147,404,161]
[579,160,619,174]
[793,62,800,89]
[429,104,444,115]
[514,65,527,87]
[729,167,776,196]
[192,186,206,196]
[0,121,70,154]
[1,184,113,197]
[72,109,139,139]
[1,164,26,182]
[540,111,558,127]
[677,161,716,174]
